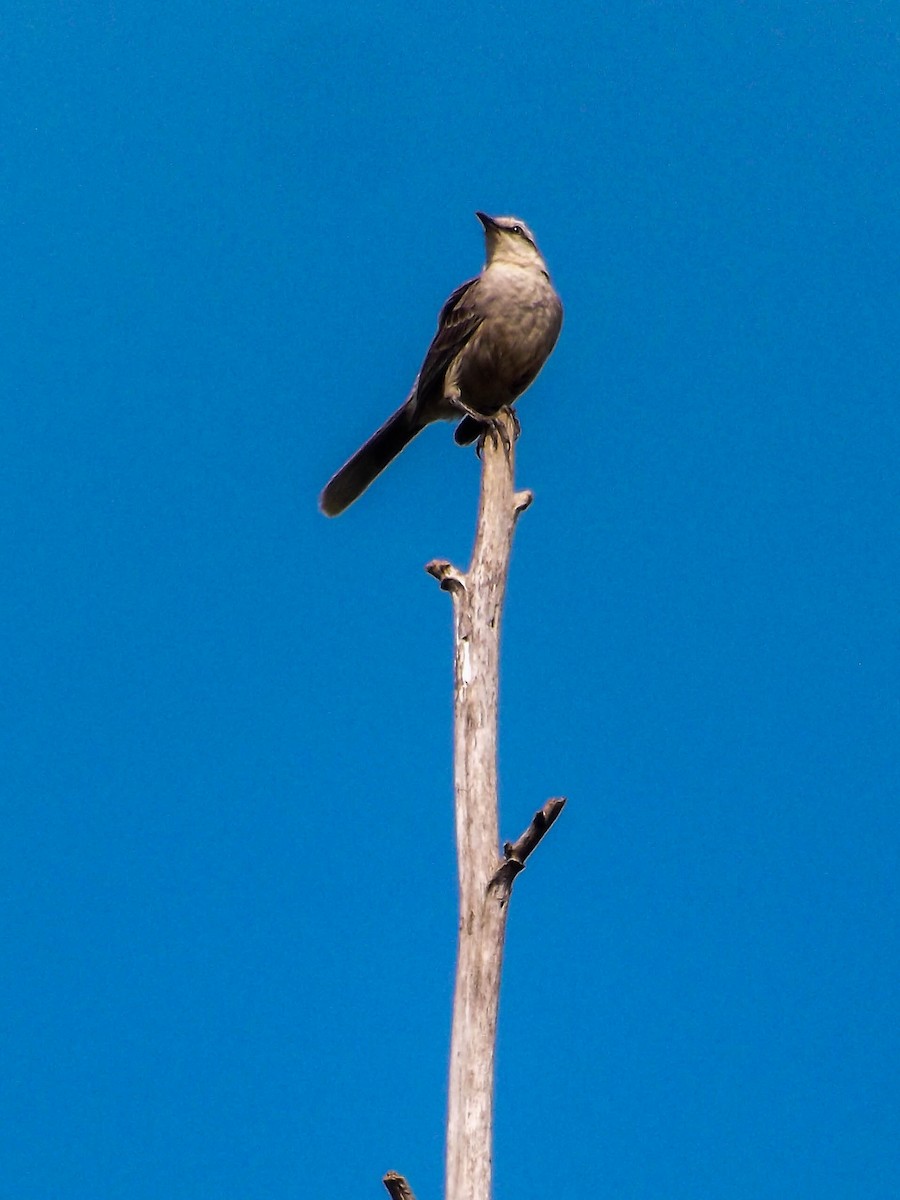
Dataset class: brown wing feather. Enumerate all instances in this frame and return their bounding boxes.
[414,276,484,413]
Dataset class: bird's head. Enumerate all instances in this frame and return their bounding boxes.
[476,212,547,270]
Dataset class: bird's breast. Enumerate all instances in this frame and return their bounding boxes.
[453,266,562,410]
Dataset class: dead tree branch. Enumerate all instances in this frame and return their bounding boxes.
[433,410,564,1200]
[386,410,565,1200]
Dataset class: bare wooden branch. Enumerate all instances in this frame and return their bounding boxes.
[502,797,567,868]
[424,559,466,594]
[513,488,534,515]
[383,1171,417,1200]
[427,408,565,1200]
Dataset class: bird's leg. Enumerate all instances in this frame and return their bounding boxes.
[448,391,485,425]
[445,387,490,454]
[446,380,519,456]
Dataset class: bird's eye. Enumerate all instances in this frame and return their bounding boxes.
[510,225,522,234]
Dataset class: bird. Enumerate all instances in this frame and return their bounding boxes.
[319,211,563,516]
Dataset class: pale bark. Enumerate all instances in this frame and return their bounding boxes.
[385,409,565,1200]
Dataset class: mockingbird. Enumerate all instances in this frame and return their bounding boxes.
[319,211,563,516]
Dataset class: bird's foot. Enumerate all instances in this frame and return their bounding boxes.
[477,406,519,456]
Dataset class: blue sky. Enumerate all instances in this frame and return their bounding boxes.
[2,2,898,1196]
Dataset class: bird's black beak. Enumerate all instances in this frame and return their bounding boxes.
[476,211,498,231]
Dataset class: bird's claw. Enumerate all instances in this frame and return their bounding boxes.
[477,407,519,456]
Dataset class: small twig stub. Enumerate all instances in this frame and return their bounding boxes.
[383,1171,417,1200]
[504,797,567,866]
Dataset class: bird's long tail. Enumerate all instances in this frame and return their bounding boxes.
[319,399,423,516]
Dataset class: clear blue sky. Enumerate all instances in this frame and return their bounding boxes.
[2,3,898,1197]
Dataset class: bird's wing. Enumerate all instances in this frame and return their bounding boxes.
[414,276,484,408]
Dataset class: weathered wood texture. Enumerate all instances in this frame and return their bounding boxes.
[427,410,564,1200]
[386,410,565,1200]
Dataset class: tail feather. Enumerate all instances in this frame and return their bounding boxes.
[320,401,422,516]
[454,414,486,446]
